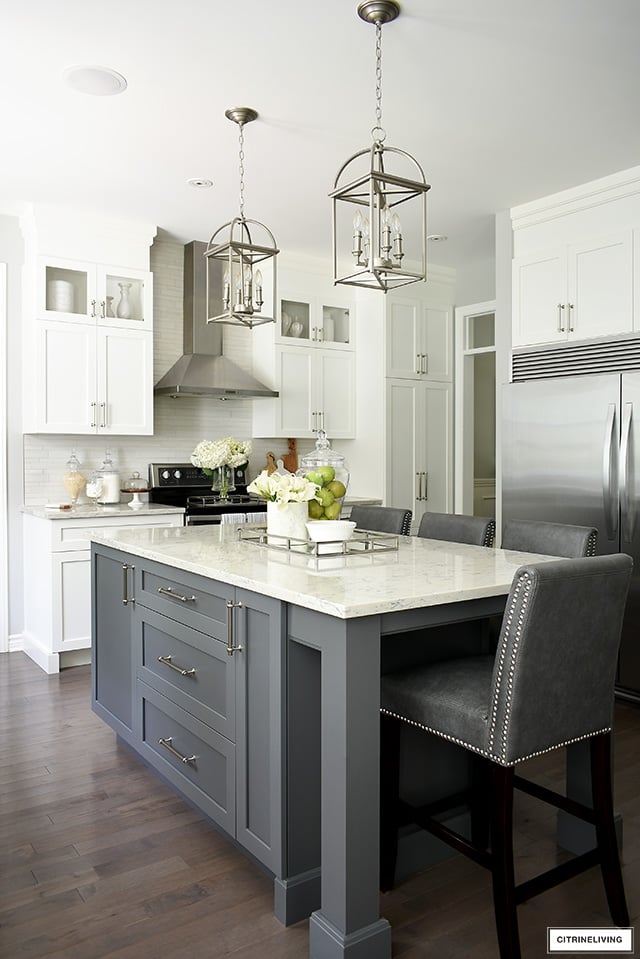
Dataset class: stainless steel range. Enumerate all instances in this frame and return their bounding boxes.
[148,463,267,526]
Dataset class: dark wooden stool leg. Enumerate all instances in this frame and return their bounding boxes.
[380,713,401,891]
[471,753,492,849]
[591,732,629,927]
[490,764,521,959]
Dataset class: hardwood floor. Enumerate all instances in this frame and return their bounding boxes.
[1,652,638,958]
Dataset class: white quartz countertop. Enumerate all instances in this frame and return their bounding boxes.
[22,503,185,521]
[90,524,555,619]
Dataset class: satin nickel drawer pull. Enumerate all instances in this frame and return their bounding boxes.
[122,564,135,605]
[158,737,197,765]
[158,655,196,677]
[158,586,196,603]
[226,599,243,656]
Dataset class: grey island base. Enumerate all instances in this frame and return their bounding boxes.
[90,524,591,959]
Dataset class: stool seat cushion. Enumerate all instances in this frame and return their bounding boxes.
[382,655,494,754]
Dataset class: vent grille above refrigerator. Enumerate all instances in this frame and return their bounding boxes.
[512,335,640,382]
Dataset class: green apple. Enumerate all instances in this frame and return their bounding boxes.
[305,470,323,486]
[317,487,335,507]
[317,465,335,485]
[327,480,346,499]
[324,501,342,520]
[308,499,324,519]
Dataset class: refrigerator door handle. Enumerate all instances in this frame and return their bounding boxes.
[620,402,634,543]
[603,403,619,540]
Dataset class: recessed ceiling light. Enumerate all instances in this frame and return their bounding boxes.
[187,178,214,189]
[63,65,127,96]
[427,234,448,242]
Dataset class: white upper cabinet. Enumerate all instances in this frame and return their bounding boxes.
[252,262,356,439]
[31,322,153,435]
[21,204,156,435]
[511,167,640,349]
[512,231,633,347]
[278,294,353,350]
[37,256,153,330]
[386,296,453,380]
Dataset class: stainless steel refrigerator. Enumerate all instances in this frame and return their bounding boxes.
[503,372,640,701]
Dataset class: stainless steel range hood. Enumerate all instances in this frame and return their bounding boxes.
[154,241,278,398]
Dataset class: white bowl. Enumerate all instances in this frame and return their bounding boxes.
[306,520,357,543]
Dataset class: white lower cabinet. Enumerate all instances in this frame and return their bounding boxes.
[22,510,184,673]
[30,321,153,434]
[386,378,453,531]
[253,345,355,439]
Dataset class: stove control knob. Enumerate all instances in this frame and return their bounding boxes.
[174,470,182,479]
[162,470,170,480]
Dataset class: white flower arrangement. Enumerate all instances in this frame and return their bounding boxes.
[191,437,252,471]
[247,469,320,506]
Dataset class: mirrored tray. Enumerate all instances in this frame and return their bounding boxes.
[237,525,399,556]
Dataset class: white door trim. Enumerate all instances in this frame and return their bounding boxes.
[454,299,496,514]
[0,264,8,652]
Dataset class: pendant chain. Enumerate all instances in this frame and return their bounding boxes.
[373,20,386,144]
[238,124,246,220]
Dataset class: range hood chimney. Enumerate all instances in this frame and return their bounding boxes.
[154,241,278,398]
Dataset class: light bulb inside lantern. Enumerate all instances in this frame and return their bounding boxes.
[254,269,263,310]
[352,209,364,261]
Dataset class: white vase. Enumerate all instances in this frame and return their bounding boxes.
[266,501,308,544]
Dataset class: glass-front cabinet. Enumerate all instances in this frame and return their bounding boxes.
[37,256,153,330]
[279,296,352,350]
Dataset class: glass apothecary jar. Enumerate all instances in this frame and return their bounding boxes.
[298,430,349,520]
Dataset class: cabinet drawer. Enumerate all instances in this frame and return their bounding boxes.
[136,605,235,740]
[50,515,182,552]
[138,682,235,835]
[136,558,233,637]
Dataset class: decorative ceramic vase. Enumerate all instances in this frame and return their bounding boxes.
[116,282,132,319]
[266,501,309,544]
[106,295,115,318]
[211,465,235,500]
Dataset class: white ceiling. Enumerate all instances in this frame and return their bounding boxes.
[2,0,640,285]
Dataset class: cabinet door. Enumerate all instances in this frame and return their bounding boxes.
[385,379,453,530]
[33,320,97,433]
[568,231,633,340]
[422,306,453,379]
[92,546,135,741]
[275,347,314,435]
[386,299,422,378]
[315,349,355,439]
[320,302,353,350]
[98,266,153,330]
[420,381,453,520]
[386,379,422,530]
[512,249,565,346]
[53,550,91,652]
[235,588,284,873]
[36,256,97,323]
[97,328,153,435]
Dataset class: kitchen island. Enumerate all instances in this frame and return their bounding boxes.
[90,524,555,959]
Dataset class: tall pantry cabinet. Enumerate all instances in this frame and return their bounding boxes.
[21,204,156,435]
[385,267,455,530]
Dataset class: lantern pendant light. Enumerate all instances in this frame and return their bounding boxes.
[330,1,430,292]
[205,107,278,328]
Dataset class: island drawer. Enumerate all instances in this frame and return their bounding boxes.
[137,681,235,835]
[135,605,236,741]
[135,558,233,637]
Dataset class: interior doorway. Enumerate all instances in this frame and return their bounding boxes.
[454,300,496,516]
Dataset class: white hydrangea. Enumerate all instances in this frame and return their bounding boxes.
[247,469,319,505]
[191,437,252,470]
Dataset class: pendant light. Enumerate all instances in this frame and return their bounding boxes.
[330,1,430,292]
[205,107,278,328]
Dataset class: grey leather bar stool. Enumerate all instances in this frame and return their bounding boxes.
[380,554,632,959]
[501,518,598,557]
[349,505,412,536]
[418,511,496,547]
